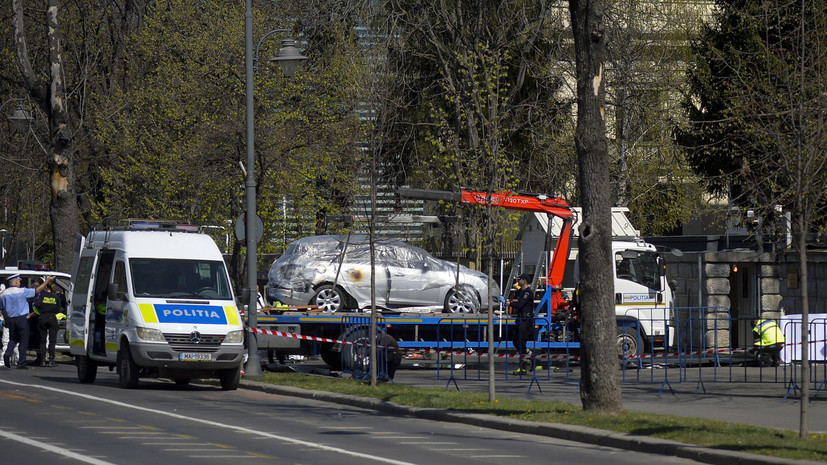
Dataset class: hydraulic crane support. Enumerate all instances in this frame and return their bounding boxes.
[399,188,575,314]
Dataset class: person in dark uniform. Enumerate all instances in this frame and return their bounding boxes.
[34,279,66,367]
[510,273,534,374]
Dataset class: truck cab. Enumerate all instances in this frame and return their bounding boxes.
[612,239,676,355]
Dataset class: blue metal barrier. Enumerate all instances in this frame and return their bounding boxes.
[339,315,390,381]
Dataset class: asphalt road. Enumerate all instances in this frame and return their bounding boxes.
[385,358,827,433]
[0,361,708,465]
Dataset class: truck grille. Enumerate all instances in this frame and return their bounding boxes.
[163,333,225,353]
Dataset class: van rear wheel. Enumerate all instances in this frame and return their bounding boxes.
[117,342,140,389]
[77,355,97,384]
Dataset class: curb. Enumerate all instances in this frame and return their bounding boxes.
[235,378,823,465]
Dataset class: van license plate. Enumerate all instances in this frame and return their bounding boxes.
[179,353,211,361]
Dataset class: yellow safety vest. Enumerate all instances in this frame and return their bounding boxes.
[754,319,785,346]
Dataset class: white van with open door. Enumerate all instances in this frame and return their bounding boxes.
[67,222,245,389]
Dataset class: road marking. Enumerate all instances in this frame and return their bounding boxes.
[320,426,373,429]
[141,442,212,446]
[397,442,458,444]
[0,429,117,465]
[0,378,419,465]
[432,448,488,451]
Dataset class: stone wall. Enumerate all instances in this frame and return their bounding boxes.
[663,250,791,350]
[776,253,827,316]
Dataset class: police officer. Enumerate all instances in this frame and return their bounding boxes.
[34,278,66,367]
[510,273,534,373]
[1,274,52,369]
[752,318,785,367]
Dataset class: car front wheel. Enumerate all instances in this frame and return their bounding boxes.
[312,285,348,312]
[444,286,480,313]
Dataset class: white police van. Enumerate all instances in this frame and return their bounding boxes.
[68,221,245,389]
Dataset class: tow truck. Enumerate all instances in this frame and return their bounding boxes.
[256,188,675,371]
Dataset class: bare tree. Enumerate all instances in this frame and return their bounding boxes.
[12,0,79,271]
[682,0,827,437]
[568,0,622,413]
[603,0,707,234]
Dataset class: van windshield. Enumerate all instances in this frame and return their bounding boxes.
[130,258,233,299]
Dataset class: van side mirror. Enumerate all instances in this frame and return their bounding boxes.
[107,282,125,301]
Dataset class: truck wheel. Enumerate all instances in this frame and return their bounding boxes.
[444,285,480,314]
[312,285,348,313]
[617,330,640,360]
[117,342,140,389]
[341,326,371,373]
[219,365,241,390]
[76,355,98,384]
[320,344,343,371]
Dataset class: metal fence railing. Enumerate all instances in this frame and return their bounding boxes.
[426,307,826,399]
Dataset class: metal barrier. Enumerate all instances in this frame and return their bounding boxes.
[428,307,823,399]
[338,315,390,381]
[433,315,580,392]
[252,307,827,399]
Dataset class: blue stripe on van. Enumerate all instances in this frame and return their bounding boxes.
[153,304,228,324]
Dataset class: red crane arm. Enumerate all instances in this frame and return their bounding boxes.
[456,190,574,220]
[399,188,575,313]
[399,188,573,219]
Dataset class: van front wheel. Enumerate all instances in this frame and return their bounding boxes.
[77,355,97,384]
[219,365,241,390]
[117,343,140,389]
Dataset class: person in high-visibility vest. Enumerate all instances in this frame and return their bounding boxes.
[752,318,785,367]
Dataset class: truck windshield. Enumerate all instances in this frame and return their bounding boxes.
[615,251,661,291]
[130,258,233,299]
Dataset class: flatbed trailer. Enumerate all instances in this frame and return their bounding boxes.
[254,309,581,371]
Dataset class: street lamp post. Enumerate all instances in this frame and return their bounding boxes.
[0,98,34,132]
[244,1,307,377]
[0,229,6,265]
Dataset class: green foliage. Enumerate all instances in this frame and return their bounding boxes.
[91,0,364,262]
[680,0,827,235]
[603,0,708,235]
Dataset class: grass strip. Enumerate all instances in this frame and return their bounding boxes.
[260,372,827,462]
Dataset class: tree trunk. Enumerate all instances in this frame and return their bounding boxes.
[569,0,622,413]
[13,0,80,272]
[798,219,809,438]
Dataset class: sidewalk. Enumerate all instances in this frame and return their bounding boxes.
[390,362,827,433]
[241,359,827,465]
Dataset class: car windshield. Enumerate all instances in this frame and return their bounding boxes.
[615,251,661,291]
[130,258,233,299]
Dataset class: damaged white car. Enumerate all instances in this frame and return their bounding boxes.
[266,235,498,313]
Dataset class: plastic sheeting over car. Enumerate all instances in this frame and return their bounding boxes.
[266,235,498,313]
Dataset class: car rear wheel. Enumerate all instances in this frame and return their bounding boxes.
[312,284,348,313]
[444,285,480,313]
